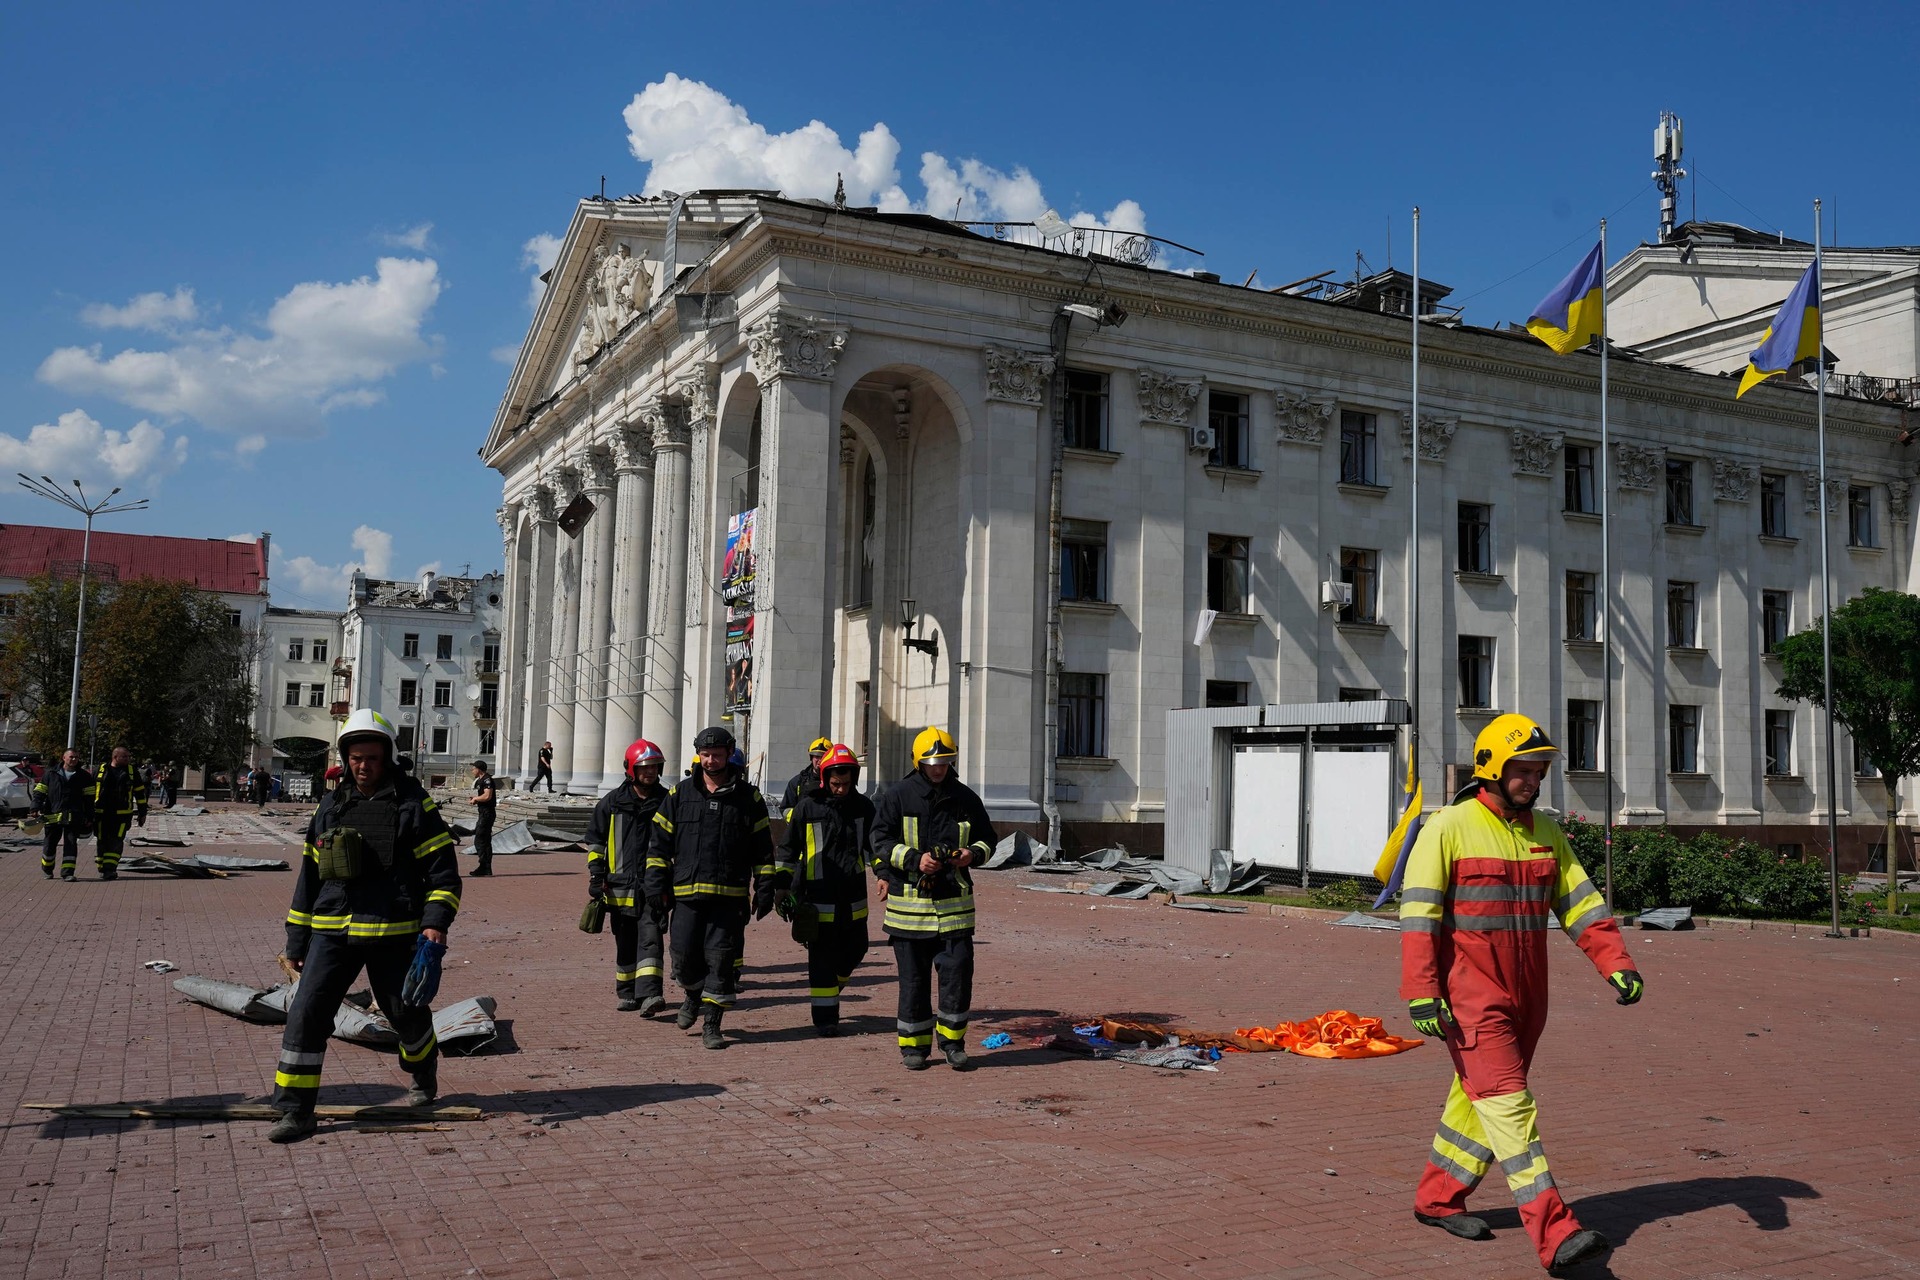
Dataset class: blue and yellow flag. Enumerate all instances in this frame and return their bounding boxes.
[1525,241,1606,355]
[1737,259,1822,398]
[1370,778,1424,909]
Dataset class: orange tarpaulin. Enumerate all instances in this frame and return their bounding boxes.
[1234,1009,1422,1059]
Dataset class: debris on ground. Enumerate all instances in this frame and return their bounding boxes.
[1637,906,1695,930]
[25,1101,480,1123]
[118,855,227,878]
[173,976,500,1053]
[981,1032,1012,1049]
[1168,900,1247,914]
[1332,911,1400,931]
[1047,1026,1223,1071]
[141,959,177,974]
[1235,1010,1421,1058]
[130,836,192,848]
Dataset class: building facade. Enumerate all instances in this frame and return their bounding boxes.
[257,606,345,778]
[485,193,1913,862]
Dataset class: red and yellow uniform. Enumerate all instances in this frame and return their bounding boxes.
[1399,792,1633,1269]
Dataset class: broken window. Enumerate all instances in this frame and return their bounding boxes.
[1207,390,1251,469]
[1338,547,1379,624]
[1340,411,1379,485]
[1064,369,1109,451]
[1206,534,1250,614]
[287,638,304,662]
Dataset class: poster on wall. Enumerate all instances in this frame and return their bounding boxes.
[723,509,757,713]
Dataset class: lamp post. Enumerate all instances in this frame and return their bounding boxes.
[15,476,149,750]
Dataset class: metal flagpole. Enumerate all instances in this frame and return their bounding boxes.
[1814,199,1842,938]
[1408,208,1421,793]
[1599,219,1615,909]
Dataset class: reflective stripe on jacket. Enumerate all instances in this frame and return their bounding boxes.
[643,771,775,901]
[94,764,148,818]
[778,787,874,920]
[34,768,95,827]
[869,768,996,937]
[588,780,667,908]
[285,776,461,960]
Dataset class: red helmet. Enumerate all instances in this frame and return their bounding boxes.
[624,739,665,780]
[817,743,860,780]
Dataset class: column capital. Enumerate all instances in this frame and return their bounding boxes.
[641,397,690,452]
[496,501,521,548]
[528,483,559,524]
[582,443,617,492]
[747,308,847,383]
[676,361,719,429]
[548,461,583,504]
[983,344,1054,404]
[614,425,654,474]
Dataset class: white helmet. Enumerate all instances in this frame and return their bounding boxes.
[337,708,398,756]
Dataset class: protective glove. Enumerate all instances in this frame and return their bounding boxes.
[588,871,608,899]
[650,895,672,930]
[752,880,778,921]
[1607,969,1644,1005]
[774,891,796,922]
[400,934,447,1008]
[1408,997,1455,1039]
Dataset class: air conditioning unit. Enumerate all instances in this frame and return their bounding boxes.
[1188,424,1216,453]
[1320,580,1354,611]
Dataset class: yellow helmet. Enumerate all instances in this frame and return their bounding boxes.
[912,726,958,764]
[808,737,832,756]
[1472,713,1559,782]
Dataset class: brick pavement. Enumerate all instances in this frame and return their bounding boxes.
[1,808,1916,1279]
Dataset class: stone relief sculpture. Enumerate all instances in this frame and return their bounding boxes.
[1802,471,1846,516]
[1137,369,1202,425]
[1508,426,1564,477]
[747,310,847,382]
[983,345,1055,405]
[1397,411,1459,461]
[1613,443,1662,490]
[1711,457,1757,502]
[1890,479,1911,524]
[1273,389,1336,445]
[579,243,651,359]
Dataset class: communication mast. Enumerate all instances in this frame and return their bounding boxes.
[1653,112,1686,242]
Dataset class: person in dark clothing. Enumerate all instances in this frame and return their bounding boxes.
[534,741,555,793]
[587,739,671,1013]
[468,761,497,876]
[870,727,996,1071]
[775,743,873,1035]
[33,748,95,882]
[643,725,776,1049]
[268,708,461,1144]
[92,745,148,880]
[780,737,833,821]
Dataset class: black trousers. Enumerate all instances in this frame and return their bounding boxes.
[472,811,494,866]
[40,824,80,875]
[669,897,747,1009]
[533,763,554,792]
[96,813,133,872]
[273,934,437,1114]
[892,932,974,1054]
[806,914,870,1026]
[610,906,664,1001]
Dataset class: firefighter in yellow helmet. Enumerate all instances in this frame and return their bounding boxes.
[1399,713,1642,1273]
[781,736,834,821]
[869,727,996,1070]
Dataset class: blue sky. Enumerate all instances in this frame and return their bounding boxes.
[3,1,1913,610]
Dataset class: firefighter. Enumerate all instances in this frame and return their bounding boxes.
[644,725,776,1050]
[268,708,461,1144]
[92,744,148,880]
[33,748,96,882]
[870,727,995,1071]
[780,736,833,821]
[775,743,872,1035]
[1400,713,1642,1274]
[588,739,671,1014]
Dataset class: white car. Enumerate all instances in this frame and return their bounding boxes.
[0,763,37,817]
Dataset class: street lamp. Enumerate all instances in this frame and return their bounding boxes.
[16,475,149,750]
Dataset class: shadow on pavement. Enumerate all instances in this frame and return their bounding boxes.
[726,1014,894,1045]
[968,1047,1071,1071]
[484,1081,727,1120]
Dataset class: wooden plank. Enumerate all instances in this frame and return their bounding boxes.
[24,1101,483,1122]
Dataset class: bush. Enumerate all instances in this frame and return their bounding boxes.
[1560,818,1834,920]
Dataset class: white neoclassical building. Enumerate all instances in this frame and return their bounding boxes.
[485,191,1913,863]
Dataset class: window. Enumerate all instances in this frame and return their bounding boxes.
[478,686,499,719]
[1058,673,1107,757]
[857,457,877,606]
[225,609,242,628]
[0,596,18,618]
[1760,473,1788,537]
[1207,390,1251,469]
[430,727,449,755]
[403,634,420,659]
[855,681,872,758]
[1340,410,1380,485]
[284,682,302,707]
[1777,842,1804,861]
[1764,709,1794,776]
[1565,571,1597,641]
[1206,680,1249,707]
[287,638,305,662]
[1666,580,1698,649]
[1761,590,1791,654]
[1060,518,1108,602]
[1855,735,1879,779]
[1567,699,1600,771]
[481,641,500,673]
[1206,535,1250,613]
[1669,704,1700,773]
[1665,458,1695,525]
[1458,635,1493,708]
[1457,502,1492,574]
[1338,686,1381,703]
[399,679,417,707]
[312,638,329,663]
[1564,444,1597,514]
[433,680,453,709]
[1338,547,1380,624]
[436,634,454,660]
[1848,485,1875,547]
[396,725,416,754]
[1063,369,1109,451]
[308,684,325,708]
[479,729,496,755]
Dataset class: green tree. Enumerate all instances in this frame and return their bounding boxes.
[80,579,257,767]
[0,574,106,756]
[1774,586,1920,913]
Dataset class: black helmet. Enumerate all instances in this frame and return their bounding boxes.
[693,726,736,752]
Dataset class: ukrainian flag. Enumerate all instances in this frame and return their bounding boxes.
[1370,776,1424,909]
[1525,241,1606,355]
[1737,259,1822,398]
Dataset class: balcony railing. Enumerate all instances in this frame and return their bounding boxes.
[475,659,500,680]
[957,221,1204,271]
[1823,372,1920,408]
[328,701,351,718]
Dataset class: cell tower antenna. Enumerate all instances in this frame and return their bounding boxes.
[1653,111,1687,243]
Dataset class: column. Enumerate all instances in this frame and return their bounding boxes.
[567,446,617,793]
[641,401,692,759]
[601,425,656,777]
[680,365,716,761]
[493,502,520,771]
[520,484,558,780]
[545,462,582,791]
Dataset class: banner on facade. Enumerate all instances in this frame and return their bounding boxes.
[723,509,757,712]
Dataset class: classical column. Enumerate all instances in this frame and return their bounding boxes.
[640,400,692,760]
[545,462,583,791]
[520,484,558,780]
[746,309,846,786]
[494,502,520,771]
[567,445,618,793]
[601,425,656,777]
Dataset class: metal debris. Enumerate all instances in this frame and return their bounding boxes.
[1332,911,1400,931]
[1637,906,1695,930]
[141,959,178,974]
[174,977,499,1052]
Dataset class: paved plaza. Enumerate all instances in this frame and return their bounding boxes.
[2,804,1916,1279]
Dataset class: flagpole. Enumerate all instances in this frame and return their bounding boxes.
[1599,218,1615,910]
[1408,207,1422,800]
[1815,198,1842,938]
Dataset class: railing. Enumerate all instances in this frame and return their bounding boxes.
[1823,372,1920,408]
[958,221,1204,271]
[328,701,351,718]
[474,659,500,680]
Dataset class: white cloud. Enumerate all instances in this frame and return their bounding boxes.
[0,409,188,490]
[80,287,199,332]
[521,232,562,311]
[40,257,444,436]
[490,343,522,365]
[413,560,443,580]
[620,75,1142,230]
[380,222,434,251]
[275,523,395,603]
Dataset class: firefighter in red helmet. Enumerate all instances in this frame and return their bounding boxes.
[586,739,671,1014]
[774,743,873,1035]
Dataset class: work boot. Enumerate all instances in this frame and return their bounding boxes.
[403,1064,437,1108]
[60,871,75,882]
[616,996,641,1012]
[1549,1230,1610,1274]
[701,1005,726,1050]
[814,1023,839,1038]
[100,870,117,882]
[675,991,700,1030]
[943,1043,972,1072]
[267,1110,318,1144]
[1415,1211,1493,1241]
[637,995,666,1017]
[42,864,52,879]
[470,862,491,878]
[901,1051,930,1071]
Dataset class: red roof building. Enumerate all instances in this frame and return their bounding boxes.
[0,525,268,597]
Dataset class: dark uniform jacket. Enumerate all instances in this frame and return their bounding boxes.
[34,767,96,829]
[778,786,874,924]
[644,770,776,902]
[780,765,820,821]
[94,764,149,823]
[869,768,996,937]
[285,774,461,962]
[471,772,496,816]
[588,780,668,910]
